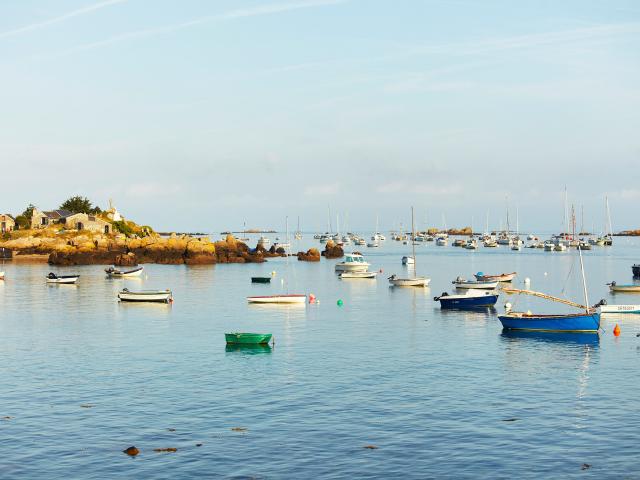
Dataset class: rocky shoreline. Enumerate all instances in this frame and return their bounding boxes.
[0,232,343,266]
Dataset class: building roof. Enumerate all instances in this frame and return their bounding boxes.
[43,210,73,219]
[1,213,15,220]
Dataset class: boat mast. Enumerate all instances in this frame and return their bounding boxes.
[564,186,568,237]
[606,196,612,237]
[578,245,590,313]
[411,206,417,276]
[505,194,510,236]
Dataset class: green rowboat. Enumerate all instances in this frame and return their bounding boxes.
[251,276,271,283]
[225,333,273,345]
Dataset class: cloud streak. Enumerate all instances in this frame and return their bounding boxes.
[52,0,348,56]
[0,0,128,40]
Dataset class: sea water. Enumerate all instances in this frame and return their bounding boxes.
[1,237,639,478]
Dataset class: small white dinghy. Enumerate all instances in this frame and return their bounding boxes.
[46,272,80,284]
[247,294,307,304]
[340,271,377,279]
[452,276,498,290]
[388,274,430,287]
[118,288,173,303]
[105,266,144,278]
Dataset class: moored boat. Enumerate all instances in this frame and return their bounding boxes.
[335,252,370,272]
[474,272,516,283]
[434,289,499,309]
[388,274,430,287]
[633,264,640,278]
[247,294,307,304]
[402,255,415,265]
[225,333,272,345]
[0,271,4,280]
[499,248,601,333]
[608,282,640,293]
[251,276,271,283]
[105,266,144,278]
[452,277,498,289]
[46,273,80,284]
[600,304,640,314]
[118,288,173,303]
[340,271,377,279]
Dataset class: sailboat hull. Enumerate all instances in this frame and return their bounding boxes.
[498,312,600,332]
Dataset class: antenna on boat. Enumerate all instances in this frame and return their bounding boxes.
[578,246,589,313]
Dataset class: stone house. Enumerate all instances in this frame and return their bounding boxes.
[31,209,72,229]
[63,213,112,234]
[1,214,15,233]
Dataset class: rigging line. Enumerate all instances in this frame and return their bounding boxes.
[561,253,576,296]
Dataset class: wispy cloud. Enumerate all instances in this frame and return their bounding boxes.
[0,0,128,40]
[376,182,462,196]
[51,0,348,56]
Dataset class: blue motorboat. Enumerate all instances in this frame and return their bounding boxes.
[435,290,499,309]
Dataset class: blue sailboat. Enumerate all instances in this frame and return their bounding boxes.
[498,248,601,333]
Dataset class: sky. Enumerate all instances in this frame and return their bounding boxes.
[1,0,639,233]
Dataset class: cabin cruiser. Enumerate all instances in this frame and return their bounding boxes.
[335,252,371,272]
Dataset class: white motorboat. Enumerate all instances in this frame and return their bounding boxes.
[600,304,640,314]
[258,236,271,247]
[339,271,377,279]
[464,239,478,250]
[273,242,291,250]
[335,253,370,272]
[355,238,366,246]
[554,243,567,252]
[435,236,448,246]
[366,241,379,248]
[105,266,144,278]
[544,241,555,251]
[118,288,173,303]
[452,276,498,289]
[46,273,79,284]
[247,294,307,304]
[402,255,415,265]
[483,239,498,247]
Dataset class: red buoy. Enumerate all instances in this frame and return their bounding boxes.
[613,324,621,336]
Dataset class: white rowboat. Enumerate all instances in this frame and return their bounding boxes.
[118,289,173,303]
[105,266,144,278]
[340,271,377,279]
[388,275,430,287]
[452,277,498,289]
[247,294,307,304]
[46,273,79,284]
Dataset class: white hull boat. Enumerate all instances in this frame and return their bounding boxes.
[118,288,173,303]
[335,253,370,272]
[600,304,640,314]
[608,282,640,293]
[452,277,498,289]
[46,273,79,284]
[402,255,415,265]
[105,266,144,278]
[366,241,379,248]
[435,237,447,246]
[474,272,516,282]
[247,294,307,304]
[340,271,377,279]
[388,275,430,287]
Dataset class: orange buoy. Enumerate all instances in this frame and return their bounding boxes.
[613,324,621,336]
[309,293,316,303]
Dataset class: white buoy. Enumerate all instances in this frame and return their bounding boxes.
[505,302,513,313]
[524,277,531,284]
[544,272,548,276]
[272,270,276,276]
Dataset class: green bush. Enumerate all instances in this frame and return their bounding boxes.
[113,220,135,237]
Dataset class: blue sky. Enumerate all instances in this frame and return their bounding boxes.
[1,0,639,233]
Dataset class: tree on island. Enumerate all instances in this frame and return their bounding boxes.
[14,203,37,229]
[59,196,102,215]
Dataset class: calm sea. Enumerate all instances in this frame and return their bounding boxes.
[1,235,640,479]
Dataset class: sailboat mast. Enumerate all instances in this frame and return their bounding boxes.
[411,206,417,275]
[578,246,590,313]
[606,196,612,236]
[505,194,510,235]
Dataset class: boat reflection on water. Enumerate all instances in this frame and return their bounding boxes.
[500,329,600,347]
[225,344,273,355]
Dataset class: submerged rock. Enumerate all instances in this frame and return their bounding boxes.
[123,446,139,456]
[322,243,344,259]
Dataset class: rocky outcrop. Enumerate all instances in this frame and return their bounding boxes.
[1,230,271,265]
[297,248,321,262]
[322,240,344,259]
